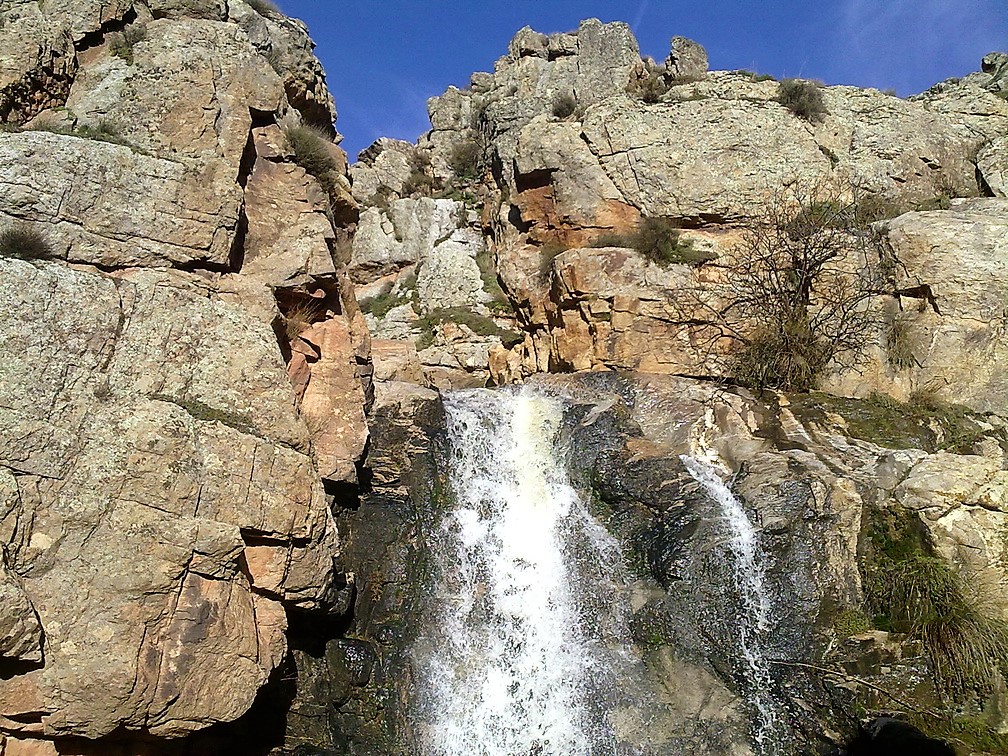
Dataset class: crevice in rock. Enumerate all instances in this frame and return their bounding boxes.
[976,162,995,198]
[514,166,555,193]
[74,9,141,52]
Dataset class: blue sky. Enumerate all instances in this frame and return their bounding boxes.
[274,1,1008,162]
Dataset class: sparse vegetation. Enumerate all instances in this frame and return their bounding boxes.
[777,78,828,122]
[551,92,578,119]
[628,69,669,103]
[285,124,339,179]
[537,240,569,282]
[151,394,257,436]
[360,274,417,319]
[448,138,483,181]
[834,608,872,638]
[282,299,322,342]
[414,307,522,351]
[109,22,147,65]
[672,182,894,391]
[0,222,54,260]
[737,70,777,83]
[791,391,994,455]
[592,217,716,267]
[31,117,130,147]
[475,248,513,313]
[401,150,440,197]
[885,315,917,370]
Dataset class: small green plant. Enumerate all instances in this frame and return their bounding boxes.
[360,274,416,319]
[632,216,715,267]
[777,78,828,122]
[109,23,147,65]
[551,92,578,119]
[834,608,872,638]
[0,222,54,260]
[246,0,279,16]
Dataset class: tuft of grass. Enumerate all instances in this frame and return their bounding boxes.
[413,307,522,352]
[628,69,669,104]
[862,506,1008,697]
[0,222,54,260]
[360,274,416,319]
[611,216,717,267]
[730,324,831,393]
[777,78,828,122]
[551,92,578,119]
[245,0,279,16]
[152,394,257,436]
[885,315,917,370]
[737,69,777,83]
[475,248,512,313]
[537,240,568,282]
[283,299,322,342]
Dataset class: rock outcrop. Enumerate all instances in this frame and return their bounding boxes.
[0,1,366,752]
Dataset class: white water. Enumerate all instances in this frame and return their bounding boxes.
[417,388,624,756]
[680,455,779,752]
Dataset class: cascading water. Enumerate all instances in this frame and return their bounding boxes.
[680,455,780,753]
[414,388,631,756]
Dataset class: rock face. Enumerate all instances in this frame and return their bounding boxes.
[352,21,1008,413]
[0,1,367,752]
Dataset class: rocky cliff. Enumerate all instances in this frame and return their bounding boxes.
[0,1,368,753]
[1,6,1008,756]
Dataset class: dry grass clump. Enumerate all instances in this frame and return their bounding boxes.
[551,92,578,119]
[0,223,54,260]
[777,78,828,122]
[283,300,322,342]
[284,124,339,180]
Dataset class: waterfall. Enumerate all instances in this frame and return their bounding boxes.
[680,455,780,752]
[415,388,627,756]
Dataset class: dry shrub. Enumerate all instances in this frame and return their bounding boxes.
[777,78,828,122]
[551,92,578,119]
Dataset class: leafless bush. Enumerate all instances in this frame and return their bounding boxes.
[674,181,896,391]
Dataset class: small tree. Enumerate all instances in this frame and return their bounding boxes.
[677,182,894,391]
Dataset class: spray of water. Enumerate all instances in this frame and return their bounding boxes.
[680,455,779,752]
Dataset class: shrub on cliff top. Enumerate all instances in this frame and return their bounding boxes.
[777,78,828,122]
[0,223,54,260]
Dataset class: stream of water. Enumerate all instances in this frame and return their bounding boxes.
[680,455,780,752]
